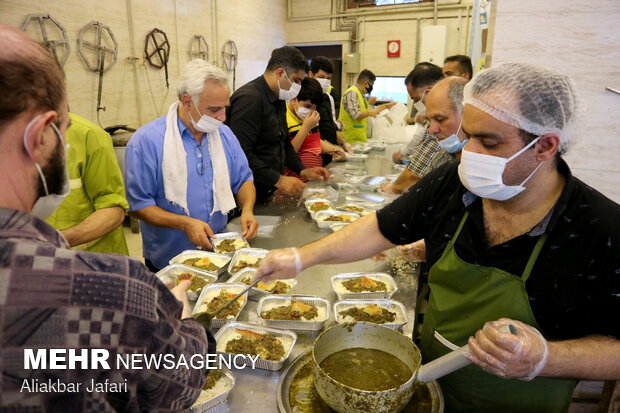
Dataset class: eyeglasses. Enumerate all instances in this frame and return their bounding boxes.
[195,145,204,176]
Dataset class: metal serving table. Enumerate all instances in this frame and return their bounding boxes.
[216,144,420,412]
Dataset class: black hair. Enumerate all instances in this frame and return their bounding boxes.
[296,77,324,106]
[310,56,334,75]
[414,61,436,69]
[405,63,444,88]
[266,46,307,74]
[357,69,376,84]
[444,55,473,78]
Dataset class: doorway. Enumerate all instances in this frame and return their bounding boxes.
[293,44,343,115]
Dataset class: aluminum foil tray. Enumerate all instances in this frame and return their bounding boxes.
[155,264,217,301]
[214,321,297,371]
[184,367,235,413]
[331,272,398,300]
[169,250,231,277]
[228,248,268,276]
[192,283,249,329]
[314,210,360,229]
[212,232,249,256]
[227,268,297,300]
[257,295,330,332]
[334,299,408,331]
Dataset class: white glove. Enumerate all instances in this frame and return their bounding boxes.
[256,248,302,281]
[397,240,426,262]
[467,318,549,381]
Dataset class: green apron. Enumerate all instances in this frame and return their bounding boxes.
[420,211,577,413]
[338,85,369,144]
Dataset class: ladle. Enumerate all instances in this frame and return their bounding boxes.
[194,275,263,328]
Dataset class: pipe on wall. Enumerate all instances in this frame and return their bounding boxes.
[126,0,143,125]
[363,13,470,64]
[287,0,470,23]
[211,0,219,66]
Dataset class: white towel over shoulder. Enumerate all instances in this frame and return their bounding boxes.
[162,101,236,216]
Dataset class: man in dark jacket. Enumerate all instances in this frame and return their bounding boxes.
[228,46,329,201]
[308,56,351,165]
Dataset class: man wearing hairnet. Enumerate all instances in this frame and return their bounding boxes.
[257,63,620,412]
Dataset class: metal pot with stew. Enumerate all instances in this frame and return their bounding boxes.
[312,322,472,413]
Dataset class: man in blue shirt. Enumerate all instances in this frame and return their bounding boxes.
[125,60,257,271]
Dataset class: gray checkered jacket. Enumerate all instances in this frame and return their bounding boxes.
[0,208,212,412]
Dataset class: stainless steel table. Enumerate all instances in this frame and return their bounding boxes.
[216,145,420,412]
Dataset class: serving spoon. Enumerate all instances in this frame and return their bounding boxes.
[194,275,264,328]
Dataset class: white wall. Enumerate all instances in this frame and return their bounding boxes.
[0,0,287,129]
[492,0,620,203]
[287,0,473,86]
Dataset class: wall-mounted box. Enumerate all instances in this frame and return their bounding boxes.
[343,52,360,73]
[419,25,447,65]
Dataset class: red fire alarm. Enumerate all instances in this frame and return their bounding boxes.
[387,40,401,58]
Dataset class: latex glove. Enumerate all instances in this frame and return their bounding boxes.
[256,248,302,281]
[341,141,353,153]
[467,318,549,381]
[371,251,388,261]
[397,239,426,262]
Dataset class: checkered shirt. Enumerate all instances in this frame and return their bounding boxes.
[0,208,212,412]
[406,132,454,177]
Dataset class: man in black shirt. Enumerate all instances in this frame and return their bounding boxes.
[308,56,352,165]
[227,46,329,201]
[257,63,620,412]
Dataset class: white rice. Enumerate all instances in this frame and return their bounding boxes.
[175,253,228,269]
[260,299,327,322]
[333,275,394,294]
[234,254,263,266]
[215,238,248,252]
[339,204,373,216]
[191,375,231,407]
[255,279,296,293]
[216,329,294,360]
[317,214,357,223]
[338,304,405,324]
[195,286,246,318]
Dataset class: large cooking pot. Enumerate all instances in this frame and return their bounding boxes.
[312,323,471,413]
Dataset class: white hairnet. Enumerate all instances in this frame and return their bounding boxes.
[463,63,584,154]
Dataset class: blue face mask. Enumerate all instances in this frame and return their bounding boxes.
[438,120,467,153]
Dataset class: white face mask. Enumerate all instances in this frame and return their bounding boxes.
[437,120,468,154]
[458,136,543,201]
[296,106,312,120]
[316,78,331,94]
[23,116,70,219]
[278,70,301,101]
[413,89,428,113]
[189,101,223,134]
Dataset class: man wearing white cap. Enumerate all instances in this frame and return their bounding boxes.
[256,63,620,412]
[125,60,258,272]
